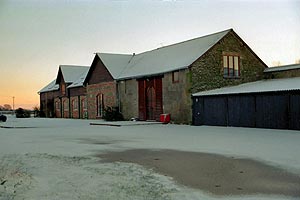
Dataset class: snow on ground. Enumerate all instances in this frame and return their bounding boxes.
[0,115,300,200]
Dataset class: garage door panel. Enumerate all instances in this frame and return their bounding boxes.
[289,95,300,130]
[228,96,255,127]
[256,95,289,129]
[203,97,227,126]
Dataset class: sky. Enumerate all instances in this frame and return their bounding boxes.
[0,0,299,109]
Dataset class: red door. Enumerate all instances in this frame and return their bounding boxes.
[138,77,163,121]
[146,87,156,120]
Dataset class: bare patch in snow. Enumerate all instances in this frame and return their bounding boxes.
[0,153,179,200]
[98,149,300,197]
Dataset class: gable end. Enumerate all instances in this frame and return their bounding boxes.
[85,55,114,85]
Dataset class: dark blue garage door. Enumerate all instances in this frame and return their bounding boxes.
[203,96,227,126]
[289,94,300,130]
[255,94,289,129]
[228,95,256,127]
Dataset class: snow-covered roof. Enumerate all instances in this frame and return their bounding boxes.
[97,29,231,80]
[38,79,59,93]
[264,64,300,73]
[192,77,300,97]
[58,65,90,83]
[97,53,133,79]
[67,67,90,89]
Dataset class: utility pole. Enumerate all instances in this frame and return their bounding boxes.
[12,96,15,111]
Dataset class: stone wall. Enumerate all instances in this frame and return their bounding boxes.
[118,71,191,124]
[162,70,192,124]
[87,82,117,119]
[118,79,139,120]
[190,31,266,94]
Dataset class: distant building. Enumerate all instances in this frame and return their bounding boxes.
[38,80,59,118]
[264,63,300,79]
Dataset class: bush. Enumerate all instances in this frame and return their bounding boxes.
[15,108,31,118]
[103,107,124,121]
[0,115,7,122]
[33,106,40,117]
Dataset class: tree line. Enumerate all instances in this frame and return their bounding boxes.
[0,104,12,111]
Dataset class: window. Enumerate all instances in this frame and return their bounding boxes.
[172,71,179,83]
[96,94,104,117]
[72,99,78,110]
[55,101,60,110]
[63,100,68,111]
[81,99,87,110]
[223,55,240,78]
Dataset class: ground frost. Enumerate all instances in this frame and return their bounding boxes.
[0,153,179,200]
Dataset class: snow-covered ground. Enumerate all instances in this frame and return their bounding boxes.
[0,115,299,200]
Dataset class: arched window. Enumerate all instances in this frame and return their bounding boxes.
[63,100,68,111]
[72,99,78,110]
[81,98,87,110]
[96,94,104,117]
[55,101,60,110]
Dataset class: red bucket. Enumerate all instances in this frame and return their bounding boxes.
[160,114,170,124]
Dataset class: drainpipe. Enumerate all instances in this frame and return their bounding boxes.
[60,97,62,118]
[116,80,121,112]
[78,95,81,119]
[68,88,71,118]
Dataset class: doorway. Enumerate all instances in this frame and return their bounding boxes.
[146,86,156,120]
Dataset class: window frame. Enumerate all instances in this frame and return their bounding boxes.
[223,54,241,78]
[55,101,60,110]
[63,99,69,111]
[96,94,104,117]
[72,98,78,111]
[172,71,180,83]
[81,98,87,111]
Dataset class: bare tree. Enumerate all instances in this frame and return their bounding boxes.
[3,104,12,111]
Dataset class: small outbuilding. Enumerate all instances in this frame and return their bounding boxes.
[192,77,300,130]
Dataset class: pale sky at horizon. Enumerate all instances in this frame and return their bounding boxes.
[0,0,299,109]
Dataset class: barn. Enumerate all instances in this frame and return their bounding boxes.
[38,79,59,117]
[192,77,300,130]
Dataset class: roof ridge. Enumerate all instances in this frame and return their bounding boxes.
[97,52,132,56]
[59,65,89,68]
[270,63,300,68]
[135,28,232,56]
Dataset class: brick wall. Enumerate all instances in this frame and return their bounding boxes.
[70,96,79,119]
[87,82,117,119]
[69,95,87,119]
[79,96,88,119]
[40,91,59,118]
[118,79,139,120]
[190,31,266,94]
[61,97,69,118]
[54,97,61,118]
